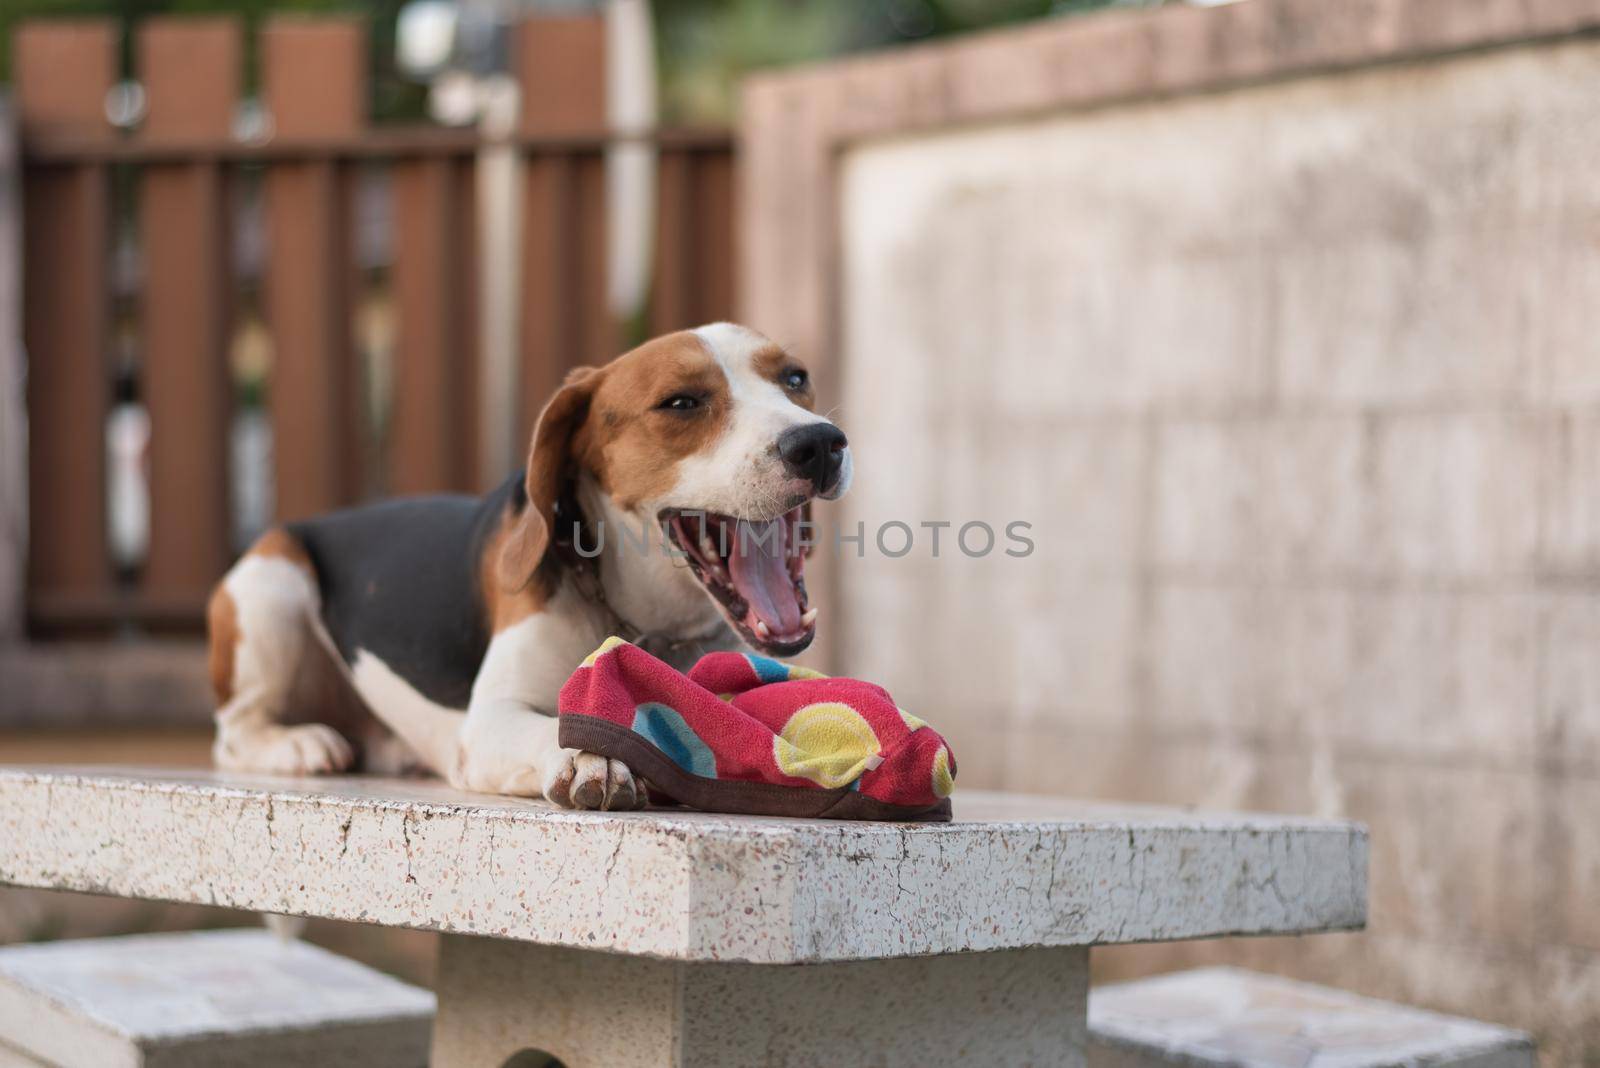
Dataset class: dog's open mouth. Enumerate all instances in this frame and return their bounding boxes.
[660,507,814,656]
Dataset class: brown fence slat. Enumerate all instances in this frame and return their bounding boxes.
[13,21,116,138]
[520,154,576,445]
[262,18,364,521]
[453,157,482,490]
[265,163,356,521]
[390,157,474,494]
[573,151,613,366]
[515,14,611,439]
[262,17,366,140]
[651,146,738,335]
[520,149,610,441]
[694,147,738,323]
[515,16,607,138]
[15,21,116,629]
[137,17,238,140]
[650,148,693,335]
[138,17,238,602]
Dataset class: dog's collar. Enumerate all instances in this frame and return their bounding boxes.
[549,487,718,663]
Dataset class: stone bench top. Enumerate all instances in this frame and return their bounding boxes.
[0,766,1366,965]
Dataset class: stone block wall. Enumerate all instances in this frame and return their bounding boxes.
[832,36,1600,1062]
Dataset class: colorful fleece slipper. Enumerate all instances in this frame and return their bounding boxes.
[557,637,955,821]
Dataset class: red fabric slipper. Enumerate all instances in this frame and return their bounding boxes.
[558,637,955,821]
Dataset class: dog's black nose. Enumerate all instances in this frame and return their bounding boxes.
[778,423,848,493]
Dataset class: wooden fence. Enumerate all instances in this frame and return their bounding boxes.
[13,15,736,636]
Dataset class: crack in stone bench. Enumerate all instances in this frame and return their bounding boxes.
[0,767,1367,1067]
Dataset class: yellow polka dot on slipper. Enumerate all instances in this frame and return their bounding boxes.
[774,702,881,789]
[932,745,955,799]
[580,635,630,668]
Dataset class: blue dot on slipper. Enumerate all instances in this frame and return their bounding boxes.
[744,653,792,684]
[632,703,717,778]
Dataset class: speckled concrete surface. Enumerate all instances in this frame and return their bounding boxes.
[0,929,434,1068]
[1089,967,1536,1066]
[0,766,1366,964]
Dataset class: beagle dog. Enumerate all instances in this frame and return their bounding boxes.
[206,323,851,809]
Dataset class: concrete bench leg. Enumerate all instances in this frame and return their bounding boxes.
[432,936,1088,1068]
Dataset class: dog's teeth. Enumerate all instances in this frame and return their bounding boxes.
[700,534,718,556]
[800,608,818,627]
[754,620,771,639]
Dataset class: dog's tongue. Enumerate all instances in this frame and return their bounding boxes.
[728,518,801,636]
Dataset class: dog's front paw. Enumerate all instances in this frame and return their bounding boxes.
[216,723,354,776]
[541,749,647,811]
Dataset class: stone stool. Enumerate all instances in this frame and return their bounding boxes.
[0,929,434,1067]
[1089,967,1534,1067]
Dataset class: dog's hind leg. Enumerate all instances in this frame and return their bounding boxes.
[346,651,465,781]
[208,529,354,775]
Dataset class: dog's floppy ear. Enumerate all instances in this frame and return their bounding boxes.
[498,366,600,592]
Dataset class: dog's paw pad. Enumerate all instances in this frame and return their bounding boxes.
[540,748,580,807]
[544,750,638,811]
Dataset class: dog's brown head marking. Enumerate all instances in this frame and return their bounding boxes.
[492,323,851,653]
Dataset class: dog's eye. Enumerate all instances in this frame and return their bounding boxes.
[782,369,809,391]
[657,394,701,412]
